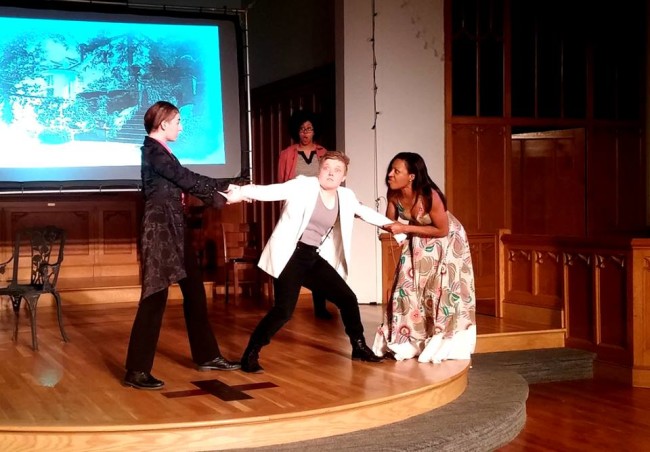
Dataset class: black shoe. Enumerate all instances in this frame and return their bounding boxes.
[314,308,334,320]
[197,355,241,371]
[123,370,165,390]
[351,337,383,363]
[241,344,264,373]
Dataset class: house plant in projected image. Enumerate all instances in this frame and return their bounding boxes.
[0,6,242,185]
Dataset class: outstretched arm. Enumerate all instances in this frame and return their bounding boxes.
[222,178,304,204]
[354,202,407,244]
[146,146,236,208]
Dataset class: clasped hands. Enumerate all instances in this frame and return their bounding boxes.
[382,222,408,235]
[219,184,252,204]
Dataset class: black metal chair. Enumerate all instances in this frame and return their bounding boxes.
[0,226,69,350]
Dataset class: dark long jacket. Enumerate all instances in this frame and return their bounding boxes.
[139,136,230,299]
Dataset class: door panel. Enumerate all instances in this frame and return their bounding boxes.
[512,129,585,236]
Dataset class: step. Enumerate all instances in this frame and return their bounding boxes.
[471,347,595,383]
[475,329,566,353]
[241,367,528,452]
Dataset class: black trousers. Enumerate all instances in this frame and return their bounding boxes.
[248,243,364,347]
[125,233,220,372]
[311,290,328,311]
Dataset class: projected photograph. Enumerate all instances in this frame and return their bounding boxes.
[0,13,225,179]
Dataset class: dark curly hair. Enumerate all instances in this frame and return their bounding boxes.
[385,152,447,212]
[288,109,319,142]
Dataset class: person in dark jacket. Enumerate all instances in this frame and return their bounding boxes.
[123,101,240,390]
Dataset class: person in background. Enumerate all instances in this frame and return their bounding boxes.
[224,151,406,373]
[372,152,476,363]
[277,110,332,319]
[123,100,240,390]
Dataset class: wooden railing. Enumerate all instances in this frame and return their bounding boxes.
[500,232,650,387]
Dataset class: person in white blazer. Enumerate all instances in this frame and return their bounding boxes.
[223,151,406,373]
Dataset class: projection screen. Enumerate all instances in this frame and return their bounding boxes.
[0,3,246,191]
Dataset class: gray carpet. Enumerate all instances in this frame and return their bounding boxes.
[471,347,595,384]
[230,367,529,452]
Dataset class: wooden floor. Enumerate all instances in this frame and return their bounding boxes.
[0,296,473,451]
[2,281,646,450]
[499,379,650,451]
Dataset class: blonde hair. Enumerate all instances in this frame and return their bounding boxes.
[319,151,350,173]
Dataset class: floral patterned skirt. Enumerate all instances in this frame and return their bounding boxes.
[372,212,476,362]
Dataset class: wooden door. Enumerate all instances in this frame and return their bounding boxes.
[511,129,586,237]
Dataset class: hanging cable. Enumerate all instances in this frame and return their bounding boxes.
[371,1,383,227]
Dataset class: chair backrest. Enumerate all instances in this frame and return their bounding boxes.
[13,226,66,288]
[218,223,259,264]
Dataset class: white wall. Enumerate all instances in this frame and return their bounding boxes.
[647,2,650,226]
[337,0,445,303]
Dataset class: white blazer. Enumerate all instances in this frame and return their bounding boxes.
[241,176,405,278]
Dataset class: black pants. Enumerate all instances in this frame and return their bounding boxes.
[311,290,328,311]
[125,233,220,372]
[248,243,364,347]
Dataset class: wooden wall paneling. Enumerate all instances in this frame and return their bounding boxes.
[521,139,549,233]
[250,65,335,246]
[251,102,282,244]
[511,129,585,236]
[97,202,139,277]
[469,233,497,316]
[202,203,248,282]
[534,250,563,310]
[448,125,479,231]
[501,234,634,374]
[507,248,533,298]
[477,126,510,233]
[585,245,633,371]
[553,132,586,236]
[587,127,620,236]
[632,239,650,387]
[501,237,565,328]
[616,128,646,233]
[496,229,509,318]
[447,123,510,235]
[595,253,629,360]
[2,201,94,279]
[511,139,523,233]
[0,194,143,280]
[564,252,594,346]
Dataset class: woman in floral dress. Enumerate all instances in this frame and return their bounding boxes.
[372,152,476,363]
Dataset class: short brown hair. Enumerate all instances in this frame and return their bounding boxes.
[319,151,350,173]
[143,101,179,134]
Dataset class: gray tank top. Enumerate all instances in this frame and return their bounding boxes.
[299,193,338,247]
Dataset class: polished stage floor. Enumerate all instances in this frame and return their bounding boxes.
[0,296,479,450]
